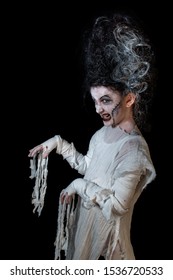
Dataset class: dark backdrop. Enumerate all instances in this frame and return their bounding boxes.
[1,0,172,260]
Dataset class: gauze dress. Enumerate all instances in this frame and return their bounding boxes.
[53,125,156,260]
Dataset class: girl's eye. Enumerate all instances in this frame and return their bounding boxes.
[102,99,111,104]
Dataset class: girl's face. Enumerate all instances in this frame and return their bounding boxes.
[90,86,134,128]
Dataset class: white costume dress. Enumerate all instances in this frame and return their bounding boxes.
[31,125,156,260]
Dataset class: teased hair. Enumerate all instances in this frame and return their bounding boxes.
[82,12,156,130]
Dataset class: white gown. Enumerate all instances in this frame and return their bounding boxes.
[55,125,156,260]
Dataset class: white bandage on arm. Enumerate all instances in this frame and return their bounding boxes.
[40,135,62,156]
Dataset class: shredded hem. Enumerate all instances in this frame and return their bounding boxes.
[54,196,75,260]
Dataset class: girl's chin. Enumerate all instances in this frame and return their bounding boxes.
[103,120,113,126]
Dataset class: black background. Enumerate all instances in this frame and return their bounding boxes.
[1,0,172,260]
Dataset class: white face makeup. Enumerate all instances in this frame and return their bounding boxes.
[91,86,125,127]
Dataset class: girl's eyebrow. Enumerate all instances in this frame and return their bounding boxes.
[92,94,111,101]
[100,95,111,99]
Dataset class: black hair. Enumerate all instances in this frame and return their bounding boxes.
[82,12,157,130]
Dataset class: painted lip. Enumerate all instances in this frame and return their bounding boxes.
[100,113,111,121]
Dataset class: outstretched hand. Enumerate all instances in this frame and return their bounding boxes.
[28,145,49,158]
[28,136,59,158]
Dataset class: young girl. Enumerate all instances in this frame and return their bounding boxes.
[28,12,156,260]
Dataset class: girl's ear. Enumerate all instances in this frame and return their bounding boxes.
[125,92,136,108]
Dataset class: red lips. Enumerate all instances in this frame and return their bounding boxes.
[101,114,111,121]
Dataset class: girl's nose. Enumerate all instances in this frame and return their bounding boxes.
[95,104,104,114]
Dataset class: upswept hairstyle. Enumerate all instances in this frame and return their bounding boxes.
[83,12,156,130]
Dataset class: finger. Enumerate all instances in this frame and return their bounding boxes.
[28,146,43,157]
[65,195,69,204]
[60,192,71,204]
[65,194,72,204]
[42,151,49,158]
[60,192,66,204]
[28,147,38,157]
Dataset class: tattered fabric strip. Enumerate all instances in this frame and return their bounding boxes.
[29,152,48,216]
[54,196,75,260]
[106,217,120,259]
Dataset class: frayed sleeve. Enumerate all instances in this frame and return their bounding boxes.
[72,140,156,221]
[58,130,99,175]
[94,141,156,220]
